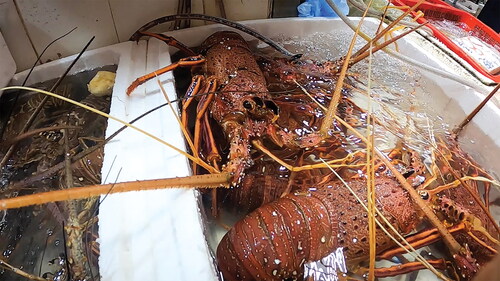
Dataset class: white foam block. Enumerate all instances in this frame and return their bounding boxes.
[98,39,216,281]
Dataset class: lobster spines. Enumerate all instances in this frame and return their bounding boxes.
[201,31,267,91]
[204,32,270,125]
[217,190,338,281]
[217,176,421,280]
[309,176,420,261]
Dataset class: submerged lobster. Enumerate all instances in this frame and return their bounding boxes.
[0,82,111,280]
[126,27,500,281]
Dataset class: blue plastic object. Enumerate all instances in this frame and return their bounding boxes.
[297,0,349,18]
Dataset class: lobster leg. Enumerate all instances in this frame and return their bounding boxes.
[133,31,197,56]
[182,77,220,174]
[377,223,467,260]
[126,55,205,95]
[193,78,218,171]
[372,259,447,278]
[182,75,204,129]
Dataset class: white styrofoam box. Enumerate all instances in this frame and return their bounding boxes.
[98,38,218,281]
[0,31,15,95]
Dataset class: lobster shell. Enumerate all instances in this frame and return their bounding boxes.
[217,176,420,281]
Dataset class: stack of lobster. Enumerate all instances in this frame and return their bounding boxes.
[126,28,499,280]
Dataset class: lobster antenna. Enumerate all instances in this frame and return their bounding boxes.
[350,22,428,65]
[129,14,301,59]
[0,257,47,281]
[0,27,77,139]
[328,0,481,90]
[453,83,500,137]
[0,36,94,170]
[319,0,375,136]
[349,0,426,63]
[0,173,231,210]
[365,39,377,280]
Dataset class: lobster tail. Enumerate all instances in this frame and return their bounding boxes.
[217,192,338,281]
[217,176,421,280]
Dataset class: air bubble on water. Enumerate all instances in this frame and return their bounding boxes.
[53,268,66,281]
[3,249,12,257]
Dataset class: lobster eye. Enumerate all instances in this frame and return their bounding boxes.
[243,100,253,110]
[402,169,414,178]
[419,190,429,200]
[264,100,279,115]
[252,96,264,107]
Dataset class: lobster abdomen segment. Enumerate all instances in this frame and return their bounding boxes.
[217,192,338,281]
[217,176,420,281]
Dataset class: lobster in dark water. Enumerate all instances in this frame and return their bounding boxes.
[1,78,112,280]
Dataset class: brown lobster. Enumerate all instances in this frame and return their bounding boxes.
[127,31,323,183]
[216,140,500,280]
[125,23,500,281]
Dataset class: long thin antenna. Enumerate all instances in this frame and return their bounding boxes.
[453,84,500,138]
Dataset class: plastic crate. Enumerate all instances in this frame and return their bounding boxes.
[391,0,500,82]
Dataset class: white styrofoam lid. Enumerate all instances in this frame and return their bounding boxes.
[0,31,16,94]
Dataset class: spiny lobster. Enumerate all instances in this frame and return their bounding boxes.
[125,23,499,281]
[128,31,325,185]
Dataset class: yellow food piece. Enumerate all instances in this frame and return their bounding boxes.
[87,71,116,96]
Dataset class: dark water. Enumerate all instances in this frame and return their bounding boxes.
[0,65,116,281]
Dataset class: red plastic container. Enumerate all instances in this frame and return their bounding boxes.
[391,0,500,82]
